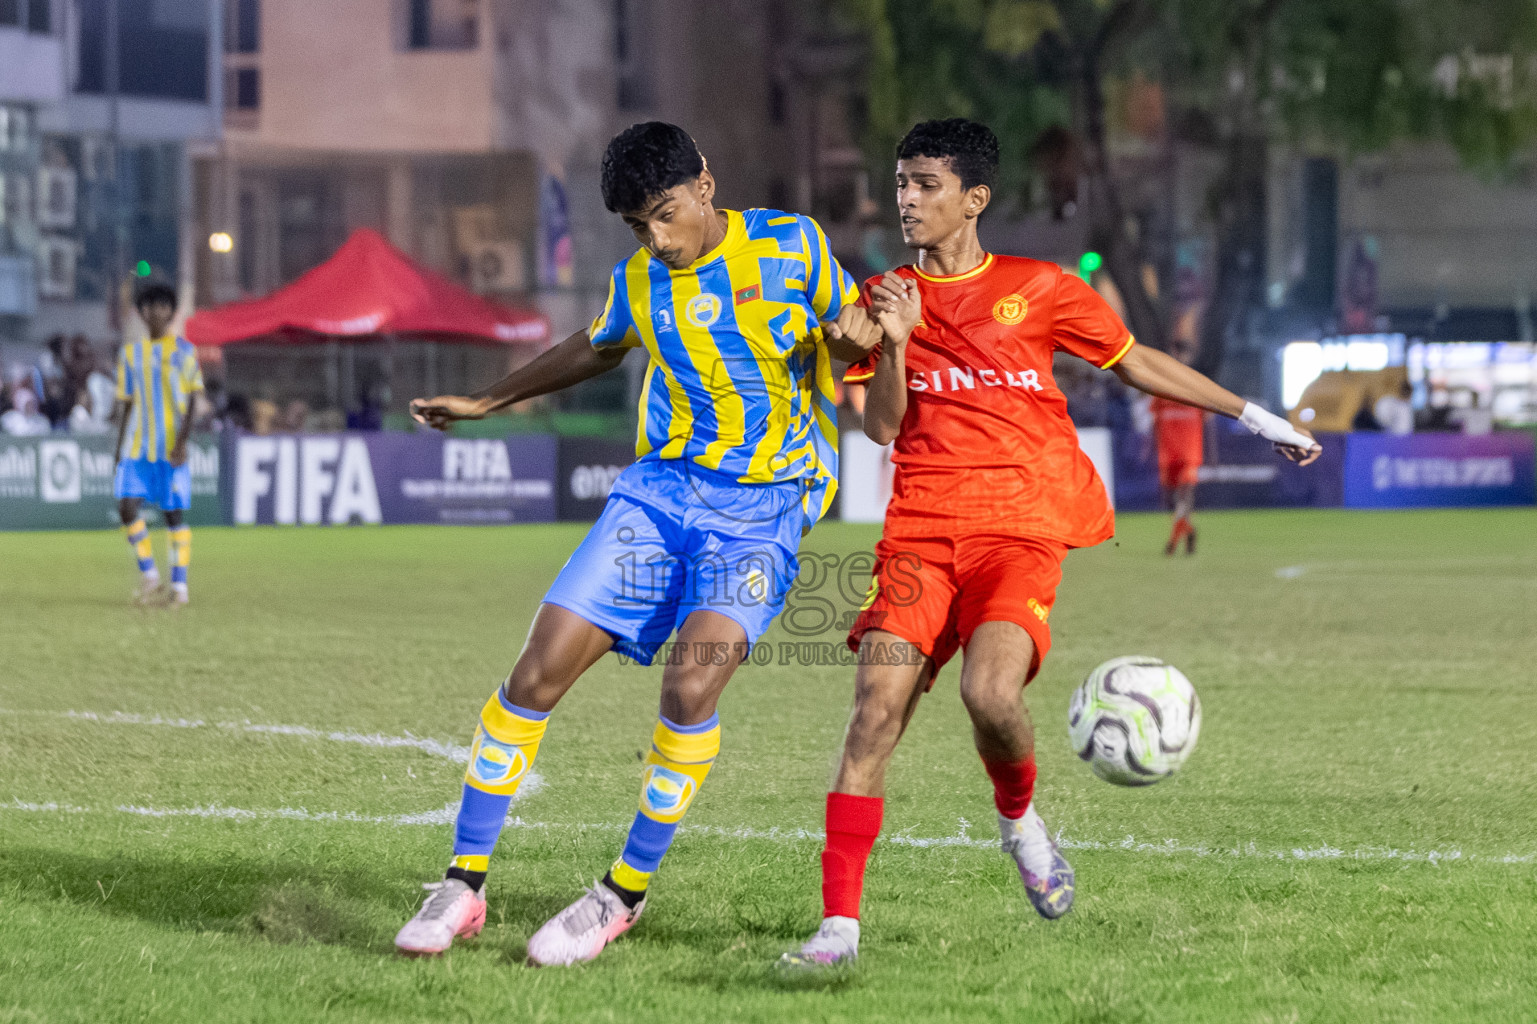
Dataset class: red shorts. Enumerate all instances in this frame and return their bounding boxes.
[1159,458,1200,489]
[846,533,1067,684]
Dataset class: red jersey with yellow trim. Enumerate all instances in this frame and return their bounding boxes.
[1151,396,1205,462]
[845,253,1134,548]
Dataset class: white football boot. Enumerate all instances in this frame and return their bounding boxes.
[132,573,163,606]
[1000,805,1075,919]
[525,883,644,966]
[394,879,487,955]
[776,915,860,970]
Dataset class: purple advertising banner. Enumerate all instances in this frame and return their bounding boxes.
[1343,431,1536,509]
[1114,425,1345,511]
[224,433,557,525]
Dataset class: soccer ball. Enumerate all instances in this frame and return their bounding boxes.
[1067,656,1201,786]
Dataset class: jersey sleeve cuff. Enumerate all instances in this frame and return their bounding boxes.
[843,368,876,384]
[1099,336,1136,370]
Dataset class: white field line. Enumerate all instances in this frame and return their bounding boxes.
[1275,555,1537,580]
[4,708,1532,867]
[1,799,1529,867]
[0,707,471,763]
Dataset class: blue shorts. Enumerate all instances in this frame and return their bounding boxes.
[114,458,192,511]
[543,459,804,666]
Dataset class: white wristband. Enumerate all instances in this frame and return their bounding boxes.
[1239,402,1318,450]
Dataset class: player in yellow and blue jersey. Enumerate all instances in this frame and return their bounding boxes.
[394,122,881,965]
[111,283,203,606]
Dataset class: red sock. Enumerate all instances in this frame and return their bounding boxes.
[982,756,1037,819]
[821,792,883,920]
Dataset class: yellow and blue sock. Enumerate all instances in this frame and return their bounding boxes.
[603,713,720,906]
[168,526,191,593]
[123,519,157,579]
[448,688,550,890]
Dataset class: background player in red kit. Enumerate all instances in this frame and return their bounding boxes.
[781,119,1322,969]
[1151,341,1208,555]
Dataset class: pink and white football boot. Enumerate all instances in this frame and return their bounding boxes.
[525,883,644,966]
[777,915,860,971]
[394,879,487,955]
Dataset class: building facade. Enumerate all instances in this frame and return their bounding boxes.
[29,0,223,344]
[0,0,65,342]
[194,0,869,327]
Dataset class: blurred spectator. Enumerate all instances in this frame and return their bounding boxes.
[249,397,279,434]
[62,336,97,405]
[68,380,115,434]
[1373,382,1414,436]
[1450,393,1494,436]
[65,339,117,435]
[35,336,70,428]
[1056,351,1130,429]
[280,399,311,432]
[223,391,253,431]
[346,381,388,431]
[1350,401,1381,431]
[198,377,229,431]
[310,408,346,432]
[2,388,51,436]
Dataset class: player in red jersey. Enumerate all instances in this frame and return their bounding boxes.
[1151,342,1208,555]
[780,120,1321,969]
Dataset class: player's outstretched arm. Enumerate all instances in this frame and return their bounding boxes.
[410,329,625,431]
[1111,344,1322,465]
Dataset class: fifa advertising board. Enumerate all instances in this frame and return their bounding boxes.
[224,433,556,526]
[0,434,221,530]
[556,437,634,521]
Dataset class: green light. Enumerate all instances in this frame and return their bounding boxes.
[1079,251,1103,277]
[134,260,152,277]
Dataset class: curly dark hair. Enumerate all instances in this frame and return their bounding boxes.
[600,122,705,214]
[897,119,1000,192]
[134,281,178,310]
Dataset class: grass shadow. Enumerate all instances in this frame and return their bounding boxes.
[0,844,677,964]
[0,846,402,951]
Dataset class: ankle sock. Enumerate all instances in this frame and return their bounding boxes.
[601,871,646,910]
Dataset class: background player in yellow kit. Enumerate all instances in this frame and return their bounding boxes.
[111,283,203,606]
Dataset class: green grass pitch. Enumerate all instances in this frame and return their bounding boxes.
[2,509,1535,1023]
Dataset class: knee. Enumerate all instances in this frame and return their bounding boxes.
[503,657,563,707]
[118,501,137,525]
[658,670,718,724]
[959,673,1020,722]
[847,674,913,738]
[164,511,184,528]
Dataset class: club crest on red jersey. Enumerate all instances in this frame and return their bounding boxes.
[993,294,1028,325]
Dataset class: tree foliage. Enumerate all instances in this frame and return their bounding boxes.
[836,0,1537,365]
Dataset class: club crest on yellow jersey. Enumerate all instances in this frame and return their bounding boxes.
[685,293,722,328]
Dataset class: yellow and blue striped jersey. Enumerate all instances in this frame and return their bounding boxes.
[588,208,859,528]
[115,335,204,462]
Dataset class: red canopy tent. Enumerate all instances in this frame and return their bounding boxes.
[186,228,549,346]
